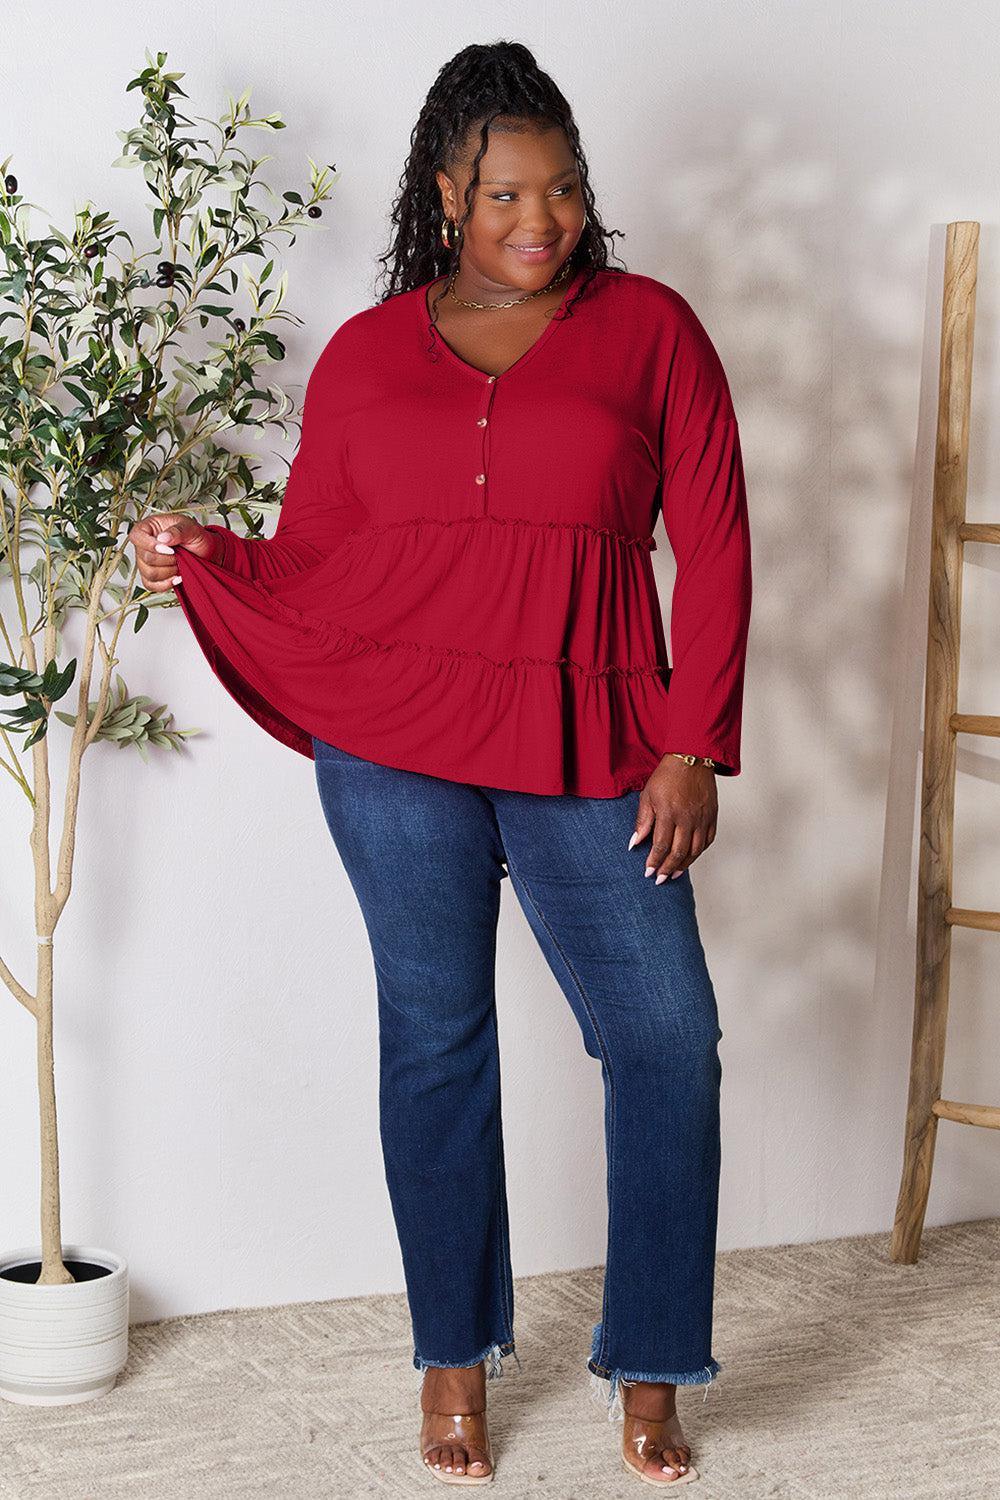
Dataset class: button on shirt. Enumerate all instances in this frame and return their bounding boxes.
[174,265,752,795]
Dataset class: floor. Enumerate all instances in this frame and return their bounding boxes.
[1,1218,997,1498]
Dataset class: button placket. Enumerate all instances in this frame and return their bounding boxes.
[475,374,498,513]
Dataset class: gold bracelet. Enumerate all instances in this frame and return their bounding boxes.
[669,752,717,769]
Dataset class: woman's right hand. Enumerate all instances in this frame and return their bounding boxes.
[127,513,222,593]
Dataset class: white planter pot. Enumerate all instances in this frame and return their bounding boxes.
[0,1245,129,1406]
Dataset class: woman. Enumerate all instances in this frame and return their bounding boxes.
[129,40,751,1488]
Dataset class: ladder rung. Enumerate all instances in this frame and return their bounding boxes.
[958,522,1000,544]
[949,713,1000,737]
[945,907,1000,931]
[932,1098,1000,1129]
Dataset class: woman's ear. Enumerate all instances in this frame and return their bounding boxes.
[434,169,455,220]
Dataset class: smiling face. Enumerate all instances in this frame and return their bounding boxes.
[435,118,586,297]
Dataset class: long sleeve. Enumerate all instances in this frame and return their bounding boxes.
[657,297,752,775]
[202,326,367,584]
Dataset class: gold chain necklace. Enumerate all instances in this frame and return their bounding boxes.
[446,255,574,310]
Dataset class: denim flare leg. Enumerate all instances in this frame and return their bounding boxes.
[311,737,724,1419]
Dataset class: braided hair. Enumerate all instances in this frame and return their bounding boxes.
[374,40,627,342]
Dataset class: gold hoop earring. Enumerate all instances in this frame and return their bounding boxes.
[441,216,456,251]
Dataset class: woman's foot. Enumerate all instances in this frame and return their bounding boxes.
[620,1380,697,1485]
[420,1361,494,1480]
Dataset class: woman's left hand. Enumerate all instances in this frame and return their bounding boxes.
[630,756,718,883]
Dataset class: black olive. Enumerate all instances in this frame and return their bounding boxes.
[155,274,172,288]
[233,317,246,332]
[84,244,98,259]
[4,175,17,193]
[307,205,321,218]
[157,261,174,274]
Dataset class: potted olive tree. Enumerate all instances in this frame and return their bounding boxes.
[0,49,337,1405]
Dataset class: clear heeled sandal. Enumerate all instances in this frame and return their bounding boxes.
[620,1397,700,1486]
[419,1405,495,1485]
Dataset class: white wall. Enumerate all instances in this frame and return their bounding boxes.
[2,0,998,1325]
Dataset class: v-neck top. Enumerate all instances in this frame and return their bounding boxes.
[173,264,752,795]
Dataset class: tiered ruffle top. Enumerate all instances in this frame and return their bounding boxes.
[173,265,752,796]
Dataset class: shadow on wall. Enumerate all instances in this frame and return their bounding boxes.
[636,98,1000,1240]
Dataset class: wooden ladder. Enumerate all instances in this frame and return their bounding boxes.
[891,219,1000,1264]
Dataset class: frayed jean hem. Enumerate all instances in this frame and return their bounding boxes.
[414,1338,520,1382]
[587,1322,722,1422]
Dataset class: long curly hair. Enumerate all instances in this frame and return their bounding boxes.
[374,40,627,346]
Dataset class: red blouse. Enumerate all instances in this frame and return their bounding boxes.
[173,264,752,797]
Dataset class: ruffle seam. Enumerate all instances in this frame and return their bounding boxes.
[340,513,656,550]
[251,580,670,680]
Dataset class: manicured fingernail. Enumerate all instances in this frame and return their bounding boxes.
[671,871,683,879]
[655,872,667,885]
[154,543,174,553]
[628,831,640,850]
[644,866,656,878]
[662,1465,678,1475]
[171,576,182,585]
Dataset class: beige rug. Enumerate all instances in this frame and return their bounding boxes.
[1,1218,997,1498]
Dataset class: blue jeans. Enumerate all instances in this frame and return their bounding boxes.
[311,737,724,1419]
